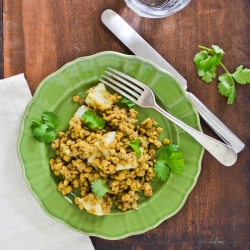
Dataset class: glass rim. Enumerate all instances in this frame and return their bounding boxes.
[124,0,191,18]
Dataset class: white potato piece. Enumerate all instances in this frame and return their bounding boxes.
[74,105,89,118]
[75,195,107,216]
[95,131,116,156]
[87,152,97,164]
[85,83,114,110]
[87,131,116,165]
[115,152,138,171]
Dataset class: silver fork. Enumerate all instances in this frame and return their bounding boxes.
[100,67,237,167]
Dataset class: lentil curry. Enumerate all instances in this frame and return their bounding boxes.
[49,83,169,216]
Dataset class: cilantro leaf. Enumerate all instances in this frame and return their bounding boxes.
[211,45,225,54]
[31,120,56,143]
[194,50,208,66]
[42,111,59,129]
[194,45,250,104]
[126,139,141,157]
[154,160,170,182]
[164,152,186,175]
[217,73,236,104]
[119,97,135,107]
[231,65,250,84]
[156,143,179,160]
[91,180,109,198]
[194,49,222,83]
[81,110,105,129]
[31,121,48,141]
[31,111,58,143]
[198,68,216,83]
[154,144,186,182]
[43,130,57,143]
[31,120,44,130]
[199,53,222,72]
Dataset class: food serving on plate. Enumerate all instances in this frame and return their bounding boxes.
[49,82,165,215]
[20,53,203,238]
[31,82,186,216]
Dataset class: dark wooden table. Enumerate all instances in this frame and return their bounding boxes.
[1,1,250,249]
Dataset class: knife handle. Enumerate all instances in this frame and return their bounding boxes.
[187,92,245,153]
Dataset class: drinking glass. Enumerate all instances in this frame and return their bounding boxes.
[124,0,191,18]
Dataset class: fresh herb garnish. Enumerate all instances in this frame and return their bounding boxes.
[31,111,58,143]
[42,111,59,129]
[154,161,171,182]
[194,45,250,104]
[154,144,186,182]
[126,139,141,157]
[91,180,109,198]
[119,97,135,108]
[81,110,105,129]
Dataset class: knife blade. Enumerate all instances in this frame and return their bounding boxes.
[101,9,245,153]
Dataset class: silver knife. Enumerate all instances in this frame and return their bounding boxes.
[101,9,245,153]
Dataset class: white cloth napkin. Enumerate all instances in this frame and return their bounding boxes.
[0,74,95,250]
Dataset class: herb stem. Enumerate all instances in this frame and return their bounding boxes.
[198,45,210,51]
[220,62,231,75]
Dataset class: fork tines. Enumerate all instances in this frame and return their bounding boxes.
[99,68,144,103]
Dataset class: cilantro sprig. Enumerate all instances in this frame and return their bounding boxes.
[154,144,186,182]
[31,111,58,143]
[81,110,105,130]
[194,45,250,104]
[91,180,109,198]
[126,139,141,157]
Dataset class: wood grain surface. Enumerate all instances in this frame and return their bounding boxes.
[2,0,250,249]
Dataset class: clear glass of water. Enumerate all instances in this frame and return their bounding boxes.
[124,0,191,18]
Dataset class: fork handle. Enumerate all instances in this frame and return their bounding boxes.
[154,105,237,166]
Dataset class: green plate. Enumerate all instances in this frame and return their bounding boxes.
[18,51,204,240]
